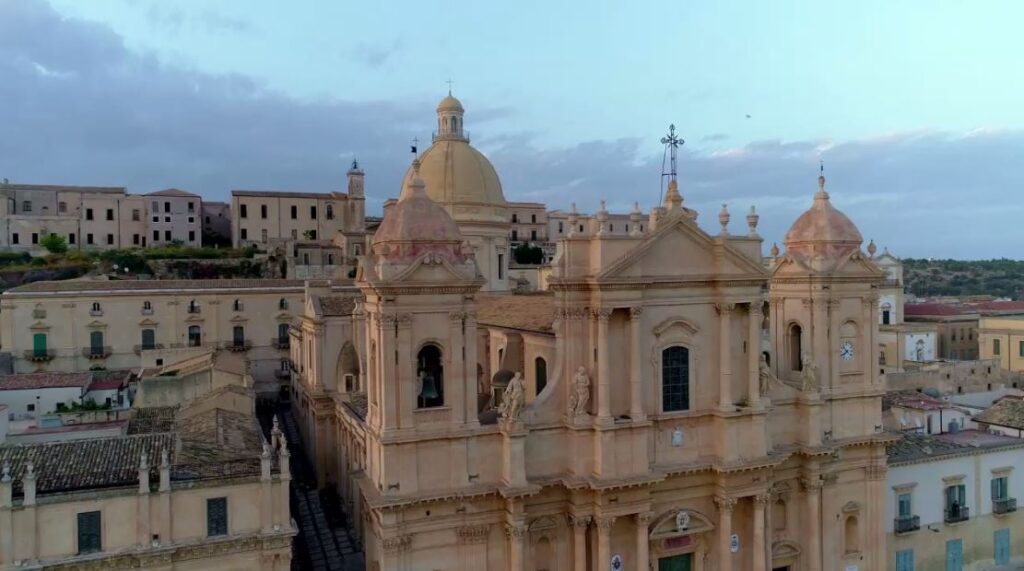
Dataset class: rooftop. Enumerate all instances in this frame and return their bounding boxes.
[232,189,343,199]
[476,293,556,335]
[0,372,91,391]
[883,390,962,412]
[146,188,199,197]
[5,278,305,294]
[974,396,1024,430]
[887,430,1024,464]
[0,183,125,194]
[318,295,357,316]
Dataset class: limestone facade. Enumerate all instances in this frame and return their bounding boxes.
[289,163,893,570]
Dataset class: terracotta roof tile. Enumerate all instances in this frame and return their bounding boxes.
[975,397,1024,430]
[476,293,555,334]
[0,372,91,391]
[6,279,304,293]
[319,295,357,316]
[904,303,967,316]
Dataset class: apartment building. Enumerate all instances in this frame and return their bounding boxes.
[0,279,307,383]
[0,388,293,569]
[145,189,203,247]
[886,430,1024,569]
[507,201,547,244]
[231,162,366,253]
[0,183,148,252]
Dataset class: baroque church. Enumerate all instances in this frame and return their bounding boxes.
[288,94,892,571]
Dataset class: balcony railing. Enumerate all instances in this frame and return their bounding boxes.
[82,346,112,359]
[273,337,290,350]
[894,515,920,534]
[88,309,103,317]
[186,306,201,314]
[24,349,55,362]
[133,344,164,355]
[225,340,252,352]
[141,307,154,315]
[32,310,46,319]
[944,506,970,523]
[994,497,1017,515]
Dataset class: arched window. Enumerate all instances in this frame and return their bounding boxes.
[91,302,101,312]
[788,324,803,371]
[844,515,859,554]
[141,329,155,350]
[662,346,690,412]
[535,357,547,395]
[416,344,444,408]
[188,325,202,347]
[450,117,456,132]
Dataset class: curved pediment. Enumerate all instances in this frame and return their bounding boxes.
[772,539,801,558]
[653,316,700,337]
[649,509,715,539]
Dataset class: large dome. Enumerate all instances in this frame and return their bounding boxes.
[784,175,863,263]
[402,95,508,225]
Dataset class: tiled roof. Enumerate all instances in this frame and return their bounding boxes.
[232,190,340,199]
[0,372,91,391]
[476,293,556,334]
[971,301,1024,312]
[904,303,968,316]
[0,184,125,194]
[886,430,1024,464]
[883,390,958,411]
[86,370,133,392]
[5,278,305,293]
[128,406,177,434]
[176,408,264,465]
[319,295,357,316]
[975,397,1024,430]
[146,188,199,197]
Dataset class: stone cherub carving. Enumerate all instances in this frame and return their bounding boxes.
[758,353,780,396]
[567,366,591,417]
[800,351,818,392]
[499,372,525,422]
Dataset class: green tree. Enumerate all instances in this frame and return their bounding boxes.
[40,233,68,254]
[512,244,544,265]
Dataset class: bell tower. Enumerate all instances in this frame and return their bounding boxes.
[357,159,485,496]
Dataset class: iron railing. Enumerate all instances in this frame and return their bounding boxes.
[224,340,252,352]
[81,346,112,359]
[894,515,920,533]
[944,505,969,523]
[994,497,1017,514]
[24,349,55,361]
[273,337,290,350]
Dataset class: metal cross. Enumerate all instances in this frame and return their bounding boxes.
[661,123,685,185]
[445,78,453,95]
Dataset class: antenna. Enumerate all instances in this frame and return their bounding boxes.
[659,124,684,204]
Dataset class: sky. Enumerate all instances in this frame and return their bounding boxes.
[2,0,1024,258]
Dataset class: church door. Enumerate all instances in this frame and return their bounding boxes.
[658,553,693,571]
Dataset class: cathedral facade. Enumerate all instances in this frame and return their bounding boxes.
[288,96,892,571]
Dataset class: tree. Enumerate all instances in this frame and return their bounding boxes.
[512,243,544,265]
[40,233,68,254]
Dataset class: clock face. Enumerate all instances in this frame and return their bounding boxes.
[840,341,855,361]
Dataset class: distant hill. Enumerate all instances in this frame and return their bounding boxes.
[903,258,1024,299]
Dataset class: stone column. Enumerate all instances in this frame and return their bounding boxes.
[1,462,13,566]
[449,311,467,425]
[752,493,768,570]
[278,441,292,532]
[596,309,613,423]
[630,307,645,421]
[596,516,615,571]
[717,304,734,409]
[505,523,527,571]
[827,300,840,390]
[569,515,591,571]
[802,477,823,571]
[457,524,491,569]
[464,311,481,427]
[381,535,411,571]
[137,453,151,547]
[748,302,763,407]
[636,512,652,571]
[863,295,878,383]
[714,496,736,571]
[868,464,888,571]
[396,313,414,428]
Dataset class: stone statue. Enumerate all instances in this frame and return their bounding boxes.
[499,372,525,422]
[568,366,591,417]
[758,354,779,396]
[800,351,818,392]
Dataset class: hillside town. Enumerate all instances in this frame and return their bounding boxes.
[0,92,1022,571]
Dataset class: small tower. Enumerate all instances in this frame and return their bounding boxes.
[346,159,365,199]
[345,159,366,233]
[435,92,467,141]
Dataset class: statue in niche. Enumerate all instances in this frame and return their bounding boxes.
[499,372,525,422]
[800,351,818,392]
[567,366,591,417]
[758,353,780,396]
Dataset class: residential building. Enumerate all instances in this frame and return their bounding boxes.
[980,316,1024,374]
[0,370,130,422]
[975,395,1024,438]
[0,279,305,385]
[0,387,294,569]
[231,161,365,253]
[144,189,202,247]
[886,430,1024,570]
[287,239,349,280]
[507,201,548,245]
[202,201,232,246]
[905,303,981,360]
[289,148,892,570]
[0,183,148,252]
[883,390,971,435]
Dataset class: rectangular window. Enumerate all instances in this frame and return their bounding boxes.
[310,205,317,219]
[206,497,228,537]
[152,230,159,242]
[87,233,94,245]
[291,229,297,239]
[895,549,914,571]
[898,492,912,518]
[497,253,504,279]
[164,230,171,241]
[163,201,170,213]
[152,216,159,223]
[77,511,102,554]
[511,230,518,241]
[994,339,1001,356]
[240,228,247,240]
[58,201,67,213]
[662,346,691,411]
[133,234,140,245]
[531,230,537,241]
[105,208,114,221]
[187,216,194,223]
[558,221,563,233]
[188,201,194,213]
[132,209,140,221]
[164,216,170,223]
[151,201,158,211]
[992,476,1009,501]
[106,234,114,245]
[11,233,18,245]
[1018,341,1024,358]
[261,204,268,219]
[995,529,1010,566]
[31,233,38,244]
[68,233,75,244]
[188,231,195,242]
[22,201,31,212]
[291,205,297,219]
[240,204,248,219]
[85,208,93,220]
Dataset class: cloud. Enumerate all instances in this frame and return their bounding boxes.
[700,133,729,143]
[2,1,1022,260]
[351,40,402,69]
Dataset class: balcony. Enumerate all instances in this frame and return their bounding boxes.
[133,344,164,355]
[273,337,290,350]
[187,306,201,314]
[24,349,55,362]
[894,515,920,534]
[225,340,251,352]
[275,369,291,380]
[88,309,103,317]
[993,497,1017,515]
[944,505,970,524]
[82,346,112,359]
[141,307,154,315]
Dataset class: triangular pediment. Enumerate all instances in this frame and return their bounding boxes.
[598,218,766,281]
[230,314,248,323]
[86,320,106,329]
[138,318,159,327]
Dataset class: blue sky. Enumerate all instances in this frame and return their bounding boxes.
[5,0,1024,258]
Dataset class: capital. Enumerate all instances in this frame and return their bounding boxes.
[504,523,527,540]
[801,476,824,491]
[713,495,737,512]
[754,492,771,506]
[382,535,412,553]
[636,511,654,525]
[449,311,466,322]
[715,302,735,315]
[749,302,763,317]
[593,308,613,321]
[596,515,616,530]
[629,306,644,319]
[456,524,491,544]
[567,514,592,529]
